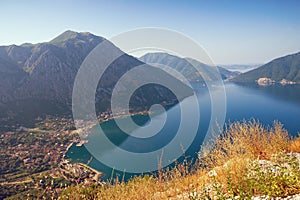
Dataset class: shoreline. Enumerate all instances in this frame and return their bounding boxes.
[62,141,74,160]
[76,162,103,178]
[62,111,152,177]
[62,103,179,177]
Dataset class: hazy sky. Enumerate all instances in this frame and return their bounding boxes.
[1,0,300,64]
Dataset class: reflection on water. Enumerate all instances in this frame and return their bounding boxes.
[225,83,300,135]
[236,83,300,105]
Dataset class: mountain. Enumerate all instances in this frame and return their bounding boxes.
[0,47,27,103]
[13,31,104,103]
[232,52,300,83]
[0,31,191,129]
[139,52,239,82]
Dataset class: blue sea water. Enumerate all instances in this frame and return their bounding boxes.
[66,83,300,181]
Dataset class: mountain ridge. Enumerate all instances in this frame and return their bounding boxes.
[0,31,190,129]
[139,52,239,82]
[231,51,300,83]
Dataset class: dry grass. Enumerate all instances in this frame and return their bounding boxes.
[290,136,300,153]
[200,120,290,167]
[59,120,300,199]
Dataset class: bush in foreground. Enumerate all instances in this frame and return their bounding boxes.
[59,120,300,200]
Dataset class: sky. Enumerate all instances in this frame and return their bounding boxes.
[1,0,300,64]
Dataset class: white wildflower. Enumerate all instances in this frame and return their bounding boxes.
[208,170,217,177]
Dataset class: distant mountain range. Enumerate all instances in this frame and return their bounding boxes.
[0,31,191,128]
[232,52,300,83]
[0,30,299,128]
[140,53,239,82]
[218,64,261,73]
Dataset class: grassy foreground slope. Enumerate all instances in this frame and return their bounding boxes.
[60,121,300,200]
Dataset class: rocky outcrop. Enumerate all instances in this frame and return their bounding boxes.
[153,153,300,200]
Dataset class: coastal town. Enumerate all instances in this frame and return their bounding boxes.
[257,77,298,86]
[0,116,103,199]
[0,109,154,199]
